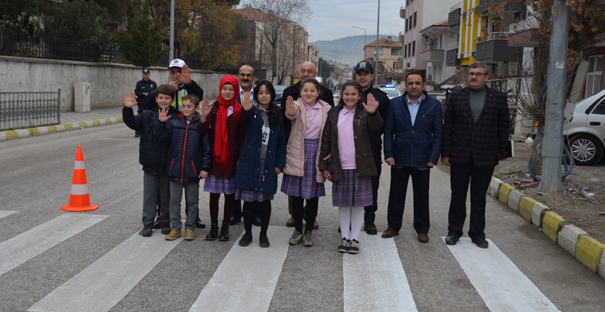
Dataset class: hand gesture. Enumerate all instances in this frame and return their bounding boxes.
[285,96,298,116]
[362,93,377,114]
[168,80,179,91]
[158,107,172,122]
[242,92,253,111]
[323,170,333,182]
[199,170,208,179]
[176,64,192,85]
[124,91,137,108]
[199,98,211,119]
[275,167,282,174]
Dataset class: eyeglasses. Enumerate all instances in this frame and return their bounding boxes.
[239,73,254,78]
[468,72,487,77]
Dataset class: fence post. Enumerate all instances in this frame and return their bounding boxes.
[57,88,61,124]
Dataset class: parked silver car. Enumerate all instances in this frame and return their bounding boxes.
[564,89,605,165]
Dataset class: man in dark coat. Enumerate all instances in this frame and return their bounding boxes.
[441,62,510,249]
[281,62,334,229]
[133,69,157,137]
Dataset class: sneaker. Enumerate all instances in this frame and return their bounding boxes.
[184,229,195,241]
[239,233,253,247]
[338,238,348,253]
[347,239,360,254]
[140,224,153,237]
[161,223,171,235]
[165,229,181,241]
[259,233,270,248]
[289,230,303,246]
[303,231,314,247]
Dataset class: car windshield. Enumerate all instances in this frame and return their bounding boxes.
[273,85,287,92]
[383,89,400,97]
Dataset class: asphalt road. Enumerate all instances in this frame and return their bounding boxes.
[1,125,604,311]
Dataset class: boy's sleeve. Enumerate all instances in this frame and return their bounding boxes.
[123,107,142,130]
[153,119,171,141]
[185,80,204,100]
[276,117,287,171]
[200,132,212,172]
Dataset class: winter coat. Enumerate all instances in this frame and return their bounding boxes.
[362,86,390,156]
[154,113,212,184]
[197,101,246,178]
[281,81,334,139]
[134,79,157,108]
[123,106,178,175]
[384,91,443,168]
[283,98,331,183]
[145,80,204,111]
[234,106,287,195]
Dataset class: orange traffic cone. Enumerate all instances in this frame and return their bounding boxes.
[61,145,98,212]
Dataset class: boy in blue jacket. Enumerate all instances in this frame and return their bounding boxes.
[123,85,178,237]
[155,94,212,241]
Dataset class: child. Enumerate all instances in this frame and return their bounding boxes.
[197,75,246,242]
[282,78,331,247]
[234,80,287,248]
[123,85,178,237]
[318,80,382,254]
[154,94,211,241]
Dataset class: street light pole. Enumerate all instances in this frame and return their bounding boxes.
[351,26,366,62]
[169,0,174,61]
[375,0,380,85]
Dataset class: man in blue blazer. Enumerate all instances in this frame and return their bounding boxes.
[441,62,510,248]
[382,72,443,243]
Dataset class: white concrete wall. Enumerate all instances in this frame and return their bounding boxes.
[0,56,225,112]
[422,0,460,28]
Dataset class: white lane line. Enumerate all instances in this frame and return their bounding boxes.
[29,230,182,312]
[343,232,418,312]
[0,210,17,219]
[189,225,291,312]
[444,237,560,312]
[0,213,107,276]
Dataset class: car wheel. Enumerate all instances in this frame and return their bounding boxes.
[569,134,604,166]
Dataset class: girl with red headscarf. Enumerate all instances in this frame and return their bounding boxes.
[197,75,246,241]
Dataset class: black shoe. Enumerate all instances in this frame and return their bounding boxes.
[364,223,378,235]
[196,220,206,229]
[229,216,241,226]
[160,223,171,235]
[140,224,153,237]
[252,217,262,227]
[219,222,230,241]
[445,234,459,245]
[472,237,489,248]
[152,220,161,229]
[259,233,270,248]
[206,223,219,241]
[239,233,252,247]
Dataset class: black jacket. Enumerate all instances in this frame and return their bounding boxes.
[280,81,334,139]
[135,79,157,108]
[123,106,178,175]
[362,86,390,157]
[145,80,204,111]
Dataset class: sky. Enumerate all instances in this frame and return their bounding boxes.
[306,0,405,41]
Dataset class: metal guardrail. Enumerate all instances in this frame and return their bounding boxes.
[509,17,538,33]
[0,90,61,131]
[450,3,461,12]
[477,32,509,43]
[447,42,459,49]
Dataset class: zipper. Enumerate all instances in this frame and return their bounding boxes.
[191,160,197,176]
[169,158,175,173]
[181,121,189,183]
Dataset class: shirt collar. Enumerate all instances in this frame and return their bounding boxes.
[239,86,253,95]
[304,101,321,110]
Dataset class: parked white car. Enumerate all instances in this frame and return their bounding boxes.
[380,87,401,100]
[564,89,605,165]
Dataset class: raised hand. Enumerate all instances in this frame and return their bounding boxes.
[199,98,211,120]
[242,91,253,111]
[176,64,192,85]
[158,107,172,122]
[124,91,137,108]
[362,93,377,114]
[285,96,298,116]
[199,170,208,179]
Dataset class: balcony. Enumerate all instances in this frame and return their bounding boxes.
[448,4,461,28]
[476,33,522,63]
[476,0,525,16]
[420,49,445,63]
[400,6,406,19]
[508,18,539,47]
[446,43,460,66]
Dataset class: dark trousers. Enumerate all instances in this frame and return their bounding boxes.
[386,166,430,234]
[231,200,261,220]
[243,200,271,235]
[447,158,494,239]
[364,152,383,224]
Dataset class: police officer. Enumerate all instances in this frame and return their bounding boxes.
[353,61,390,235]
[134,69,157,137]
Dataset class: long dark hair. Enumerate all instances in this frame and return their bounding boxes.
[338,80,363,107]
[253,80,280,126]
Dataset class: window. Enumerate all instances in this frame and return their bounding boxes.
[391,48,402,56]
[409,18,413,30]
[412,41,416,56]
[413,12,417,28]
[404,46,407,58]
[586,56,604,97]
[592,102,605,115]
[405,20,408,32]
[393,62,399,69]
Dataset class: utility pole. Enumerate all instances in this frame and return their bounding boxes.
[169,0,174,61]
[538,0,571,192]
[375,0,380,85]
[276,14,282,84]
[351,26,366,61]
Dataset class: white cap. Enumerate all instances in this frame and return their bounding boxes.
[169,58,185,69]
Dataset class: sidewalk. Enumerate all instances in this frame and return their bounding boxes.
[0,106,124,141]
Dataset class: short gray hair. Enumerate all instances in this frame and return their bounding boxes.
[469,62,489,75]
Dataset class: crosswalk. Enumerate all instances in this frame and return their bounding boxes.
[0,210,564,312]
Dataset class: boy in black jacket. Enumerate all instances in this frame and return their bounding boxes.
[123,85,178,237]
[155,95,212,241]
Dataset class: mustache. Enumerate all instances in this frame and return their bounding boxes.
[471,79,478,82]
[241,79,250,83]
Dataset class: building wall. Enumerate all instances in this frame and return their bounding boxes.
[402,0,426,70]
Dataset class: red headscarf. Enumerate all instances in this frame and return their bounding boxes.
[214,75,241,170]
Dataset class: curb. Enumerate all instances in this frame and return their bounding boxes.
[489,178,605,280]
[0,117,123,141]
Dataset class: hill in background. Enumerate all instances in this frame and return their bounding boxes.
[311,35,390,66]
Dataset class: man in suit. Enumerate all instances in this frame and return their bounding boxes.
[441,62,510,248]
[281,61,334,228]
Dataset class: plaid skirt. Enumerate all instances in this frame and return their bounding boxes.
[203,175,235,194]
[235,159,274,202]
[332,169,372,207]
[281,139,325,199]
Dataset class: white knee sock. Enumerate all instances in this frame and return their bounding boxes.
[350,207,364,241]
[338,207,351,240]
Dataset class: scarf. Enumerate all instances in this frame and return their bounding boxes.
[214,75,241,170]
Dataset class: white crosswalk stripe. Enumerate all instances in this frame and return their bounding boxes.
[0,213,107,277]
[0,210,17,220]
[444,237,560,312]
[343,232,417,311]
